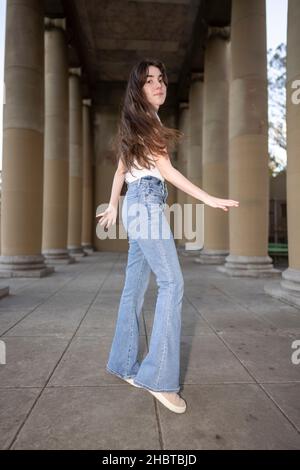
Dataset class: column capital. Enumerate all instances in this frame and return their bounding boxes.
[190,72,204,83]
[44,17,66,31]
[207,26,230,41]
[69,67,82,77]
[83,98,92,107]
[179,101,189,110]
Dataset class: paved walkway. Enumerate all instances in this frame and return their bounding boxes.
[0,251,299,450]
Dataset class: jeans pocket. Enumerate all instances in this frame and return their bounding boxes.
[144,192,164,207]
[126,190,139,201]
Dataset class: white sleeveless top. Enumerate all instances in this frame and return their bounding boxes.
[124,112,165,184]
[124,156,164,183]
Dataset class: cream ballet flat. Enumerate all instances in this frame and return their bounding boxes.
[147,390,187,414]
[123,377,142,388]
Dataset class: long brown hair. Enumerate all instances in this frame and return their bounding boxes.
[113,58,183,177]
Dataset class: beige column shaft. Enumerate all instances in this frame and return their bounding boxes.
[94,108,128,252]
[218,0,280,277]
[196,29,230,265]
[184,74,204,252]
[265,0,300,306]
[67,69,86,257]
[160,111,177,237]
[0,112,7,296]
[0,0,53,278]
[82,99,95,252]
[42,18,74,265]
[176,102,190,249]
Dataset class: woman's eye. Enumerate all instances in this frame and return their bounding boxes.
[146,78,163,84]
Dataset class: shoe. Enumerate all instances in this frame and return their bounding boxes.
[147,390,187,414]
[123,377,142,388]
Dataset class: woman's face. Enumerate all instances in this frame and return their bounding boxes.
[142,65,167,111]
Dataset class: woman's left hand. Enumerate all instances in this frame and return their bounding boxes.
[202,194,239,212]
[96,203,118,231]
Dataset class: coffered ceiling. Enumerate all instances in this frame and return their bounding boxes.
[44,0,231,103]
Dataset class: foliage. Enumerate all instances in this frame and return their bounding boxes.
[267,43,287,176]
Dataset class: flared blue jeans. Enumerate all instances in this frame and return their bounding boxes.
[106,176,184,392]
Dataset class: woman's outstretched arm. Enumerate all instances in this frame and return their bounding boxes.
[154,153,239,212]
[108,158,126,209]
[96,158,126,229]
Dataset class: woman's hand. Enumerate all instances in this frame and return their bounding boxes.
[202,194,239,212]
[96,203,118,231]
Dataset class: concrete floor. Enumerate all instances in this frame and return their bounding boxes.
[0,251,299,450]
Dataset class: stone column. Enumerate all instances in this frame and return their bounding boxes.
[185,73,204,253]
[67,68,86,257]
[0,0,54,277]
[196,27,230,265]
[175,102,190,250]
[218,0,280,277]
[160,110,177,236]
[82,99,95,253]
[42,18,74,265]
[94,107,128,252]
[265,0,300,306]
[0,171,9,295]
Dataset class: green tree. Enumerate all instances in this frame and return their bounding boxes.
[268,43,287,176]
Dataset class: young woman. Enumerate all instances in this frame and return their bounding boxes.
[97,59,239,414]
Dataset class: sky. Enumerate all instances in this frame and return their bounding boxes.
[266,0,288,51]
[0,0,288,171]
[266,0,288,172]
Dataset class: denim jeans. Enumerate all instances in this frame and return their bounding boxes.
[106,175,184,392]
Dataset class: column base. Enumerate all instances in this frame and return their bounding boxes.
[217,254,282,278]
[264,268,300,309]
[176,244,186,251]
[67,247,87,258]
[82,244,96,254]
[42,249,76,265]
[178,245,203,257]
[0,286,10,298]
[185,241,203,250]
[194,248,229,265]
[0,255,55,278]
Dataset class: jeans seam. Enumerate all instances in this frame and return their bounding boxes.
[155,238,173,389]
[125,254,147,376]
